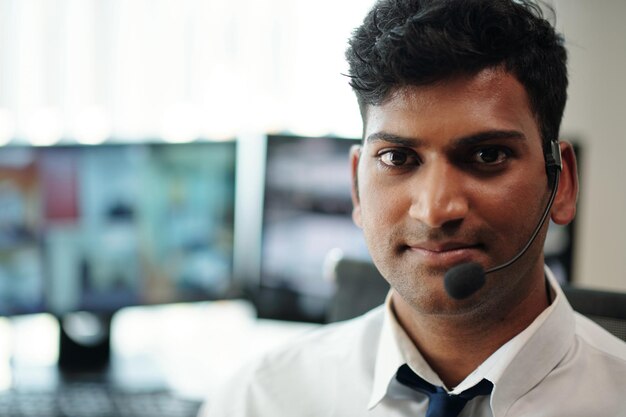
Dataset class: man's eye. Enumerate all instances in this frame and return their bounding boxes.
[473,147,509,165]
[379,150,416,167]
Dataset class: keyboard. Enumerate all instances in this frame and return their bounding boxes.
[0,383,203,417]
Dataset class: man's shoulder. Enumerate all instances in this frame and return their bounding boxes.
[257,304,386,372]
[518,312,626,416]
[201,306,386,416]
[559,311,626,401]
[572,311,626,362]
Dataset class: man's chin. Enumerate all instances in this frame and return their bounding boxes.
[391,275,489,317]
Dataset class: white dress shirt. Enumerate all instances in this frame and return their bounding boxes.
[201,267,626,416]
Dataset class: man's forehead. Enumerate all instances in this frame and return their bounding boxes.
[361,68,539,145]
[370,67,523,110]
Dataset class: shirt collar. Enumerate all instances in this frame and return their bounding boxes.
[490,267,575,416]
[367,266,576,414]
[368,289,453,409]
[367,290,406,409]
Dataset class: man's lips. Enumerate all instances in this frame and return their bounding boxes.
[403,242,484,266]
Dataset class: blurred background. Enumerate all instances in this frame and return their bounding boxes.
[0,0,624,412]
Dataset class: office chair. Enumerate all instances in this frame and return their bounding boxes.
[328,257,626,343]
[326,257,388,323]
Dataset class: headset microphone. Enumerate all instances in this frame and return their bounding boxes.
[443,141,563,300]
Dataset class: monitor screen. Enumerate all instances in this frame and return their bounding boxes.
[0,141,236,316]
[258,135,370,319]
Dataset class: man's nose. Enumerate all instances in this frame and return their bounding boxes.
[408,161,469,228]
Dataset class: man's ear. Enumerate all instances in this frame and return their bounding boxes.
[550,141,579,225]
[349,145,363,228]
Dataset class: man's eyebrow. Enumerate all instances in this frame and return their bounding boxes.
[454,130,526,146]
[365,130,526,146]
[364,132,423,146]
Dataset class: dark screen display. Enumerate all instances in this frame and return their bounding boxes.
[260,135,371,300]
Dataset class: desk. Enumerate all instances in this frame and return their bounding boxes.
[0,300,321,401]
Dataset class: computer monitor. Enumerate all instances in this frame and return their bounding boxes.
[0,140,237,370]
[254,134,370,322]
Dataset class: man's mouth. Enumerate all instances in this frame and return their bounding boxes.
[402,242,484,267]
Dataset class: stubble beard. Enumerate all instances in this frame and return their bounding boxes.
[364,219,547,321]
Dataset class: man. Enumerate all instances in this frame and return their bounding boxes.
[203,0,626,415]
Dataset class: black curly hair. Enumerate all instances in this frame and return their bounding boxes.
[346,0,568,152]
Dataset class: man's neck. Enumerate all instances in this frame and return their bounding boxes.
[392,275,550,388]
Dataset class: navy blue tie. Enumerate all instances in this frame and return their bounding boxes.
[396,364,493,417]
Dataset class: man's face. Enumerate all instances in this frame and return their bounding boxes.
[351,68,554,315]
